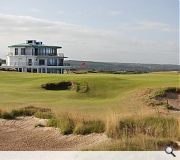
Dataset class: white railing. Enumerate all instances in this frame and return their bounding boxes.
[7,52,65,57]
[57,53,64,57]
[10,62,39,66]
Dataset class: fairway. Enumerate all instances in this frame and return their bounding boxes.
[0,71,179,118]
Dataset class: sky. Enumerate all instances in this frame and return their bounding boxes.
[0,0,179,64]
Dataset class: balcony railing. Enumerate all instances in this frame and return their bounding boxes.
[8,52,65,57]
[57,53,64,57]
[10,62,39,66]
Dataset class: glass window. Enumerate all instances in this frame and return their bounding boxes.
[39,59,45,65]
[15,48,18,55]
[21,48,25,55]
[28,59,32,66]
[43,48,46,55]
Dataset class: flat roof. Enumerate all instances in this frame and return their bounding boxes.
[8,43,62,48]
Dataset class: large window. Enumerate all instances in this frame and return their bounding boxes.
[47,58,57,66]
[35,48,38,55]
[15,48,18,55]
[21,48,25,55]
[39,59,45,65]
[28,59,32,66]
[58,59,63,66]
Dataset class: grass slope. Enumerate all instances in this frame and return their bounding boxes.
[0,71,179,118]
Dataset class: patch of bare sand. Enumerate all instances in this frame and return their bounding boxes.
[165,92,180,110]
[0,117,111,151]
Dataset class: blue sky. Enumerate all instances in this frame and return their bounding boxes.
[0,0,179,64]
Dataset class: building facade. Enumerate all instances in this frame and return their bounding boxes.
[6,40,71,73]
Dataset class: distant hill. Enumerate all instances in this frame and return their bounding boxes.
[65,60,180,72]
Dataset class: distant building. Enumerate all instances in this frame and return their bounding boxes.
[5,40,71,73]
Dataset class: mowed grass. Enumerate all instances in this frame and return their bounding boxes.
[0,71,179,118]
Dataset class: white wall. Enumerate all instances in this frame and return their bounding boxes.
[9,47,34,55]
[6,55,37,66]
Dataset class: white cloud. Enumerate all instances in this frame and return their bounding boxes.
[136,21,177,32]
[119,21,178,32]
[0,13,178,64]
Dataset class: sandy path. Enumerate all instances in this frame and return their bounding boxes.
[0,117,110,151]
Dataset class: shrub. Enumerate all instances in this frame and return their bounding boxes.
[11,108,33,117]
[73,120,105,135]
[1,112,15,119]
[47,118,59,127]
[47,117,75,135]
[58,117,75,135]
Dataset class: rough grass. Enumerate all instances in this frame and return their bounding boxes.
[73,120,105,135]
[34,111,53,119]
[47,113,105,135]
[47,116,74,134]
[0,106,53,119]
[87,136,180,151]
[106,116,180,139]
[58,116,75,135]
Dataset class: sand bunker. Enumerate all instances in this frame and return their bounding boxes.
[0,117,110,151]
[165,92,180,111]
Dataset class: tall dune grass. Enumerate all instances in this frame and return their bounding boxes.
[106,115,180,139]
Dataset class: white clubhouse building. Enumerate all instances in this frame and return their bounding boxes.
[5,40,71,74]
